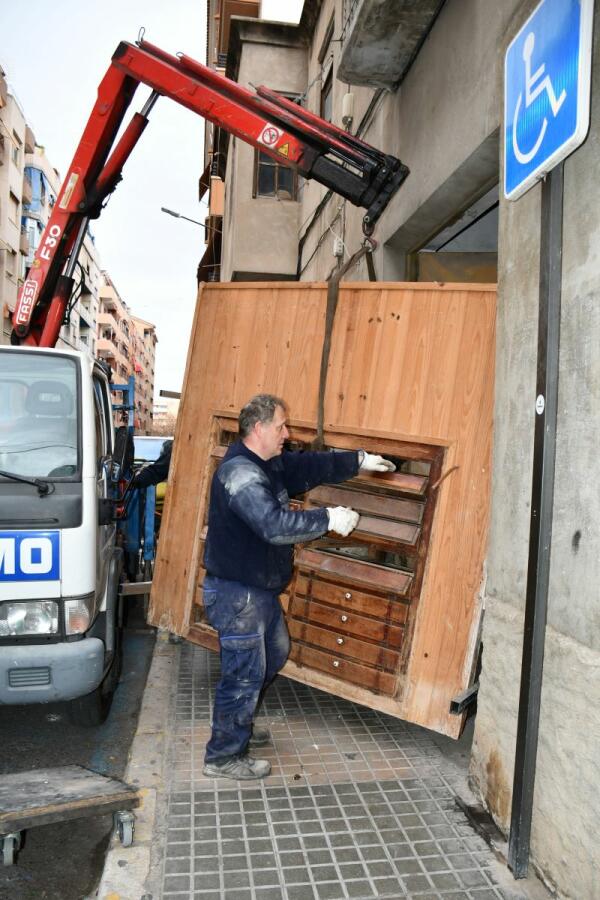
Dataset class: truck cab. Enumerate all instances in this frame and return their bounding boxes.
[0,346,123,725]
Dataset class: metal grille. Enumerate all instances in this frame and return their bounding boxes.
[8,666,51,687]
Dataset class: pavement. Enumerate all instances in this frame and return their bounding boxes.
[95,635,552,900]
[0,605,155,900]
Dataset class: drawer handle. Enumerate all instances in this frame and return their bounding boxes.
[332,660,340,668]
[336,637,344,645]
[344,592,352,600]
[340,615,348,623]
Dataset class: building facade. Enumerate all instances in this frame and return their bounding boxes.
[132,315,158,434]
[1,65,103,354]
[20,142,103,357]
[98,272,157,433]
[0,69,31,343]
[203,2,600,897]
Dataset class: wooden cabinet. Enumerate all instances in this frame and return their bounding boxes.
[148,281,496,738]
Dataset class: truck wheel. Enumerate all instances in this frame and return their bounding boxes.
[68,632,123,727]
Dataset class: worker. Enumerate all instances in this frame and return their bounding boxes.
[132,439,173,489]
[202,393,396,780]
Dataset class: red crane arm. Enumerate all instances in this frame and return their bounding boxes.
[12,39,408,347]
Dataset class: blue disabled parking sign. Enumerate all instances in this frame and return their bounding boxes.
[504,0,594,200]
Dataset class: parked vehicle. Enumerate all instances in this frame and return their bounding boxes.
[0,346,122,725]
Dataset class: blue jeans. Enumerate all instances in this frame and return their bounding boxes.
[203,575,290,763]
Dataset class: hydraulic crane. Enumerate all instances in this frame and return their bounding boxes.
[11,37,409,348]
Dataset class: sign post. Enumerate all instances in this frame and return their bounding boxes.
[504,0,594,879]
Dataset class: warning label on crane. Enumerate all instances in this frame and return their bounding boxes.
[258,124,283,147]
[278,143,290,157]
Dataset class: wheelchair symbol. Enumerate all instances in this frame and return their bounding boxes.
[512,31,567,164]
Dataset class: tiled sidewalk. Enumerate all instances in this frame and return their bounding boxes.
[158,644,536,900]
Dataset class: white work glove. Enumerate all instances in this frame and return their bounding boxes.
[326,506,359,537]
[359,451,396,472]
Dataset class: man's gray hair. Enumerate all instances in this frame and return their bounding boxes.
[239,393,288,438]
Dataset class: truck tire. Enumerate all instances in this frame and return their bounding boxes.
[68,632,123,727]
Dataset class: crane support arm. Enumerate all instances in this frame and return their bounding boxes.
[12,39,409,346]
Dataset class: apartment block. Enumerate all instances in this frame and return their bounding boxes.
[0,67,31,342]
[131,315,157,434]
[98,272,156,433]
[1,63,102,353]
[20,142,102,356]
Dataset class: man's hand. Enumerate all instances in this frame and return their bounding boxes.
[359,451,396,473]
[327,506,359,537]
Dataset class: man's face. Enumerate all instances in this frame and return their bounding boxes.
[256,406,289,459]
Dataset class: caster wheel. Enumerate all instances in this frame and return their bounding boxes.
[2,833,21,866]
[114,811,135,848]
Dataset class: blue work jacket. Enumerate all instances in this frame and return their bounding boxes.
[204,440,359,591]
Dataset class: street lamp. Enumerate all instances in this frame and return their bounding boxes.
[160,207,207,229]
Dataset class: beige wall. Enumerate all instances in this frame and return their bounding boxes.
[220,37,306,280]
[299,0,519,282]
[216,1,600,896]
[0,90,27,341]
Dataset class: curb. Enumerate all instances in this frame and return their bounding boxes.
[94,631,179,900]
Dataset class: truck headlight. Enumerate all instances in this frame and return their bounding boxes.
[64,593,95,635]
[0,601,59,636]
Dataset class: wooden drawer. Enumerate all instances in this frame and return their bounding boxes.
[294,573,409,624]
[289,643,397,696]
[296,548,412,595]
[288,619,399,670]
[289,595,404,648]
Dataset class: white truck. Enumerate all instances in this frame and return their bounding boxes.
[0,346,123,725]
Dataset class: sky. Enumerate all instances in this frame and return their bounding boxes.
[0,0,303,397]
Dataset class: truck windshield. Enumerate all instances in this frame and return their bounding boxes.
[0,352,80,479]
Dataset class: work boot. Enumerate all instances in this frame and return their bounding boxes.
[203,755,271,781]
[248,725,271,748]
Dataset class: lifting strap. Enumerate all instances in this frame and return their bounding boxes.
[312,242,377,450]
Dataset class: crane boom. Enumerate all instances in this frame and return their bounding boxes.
[12,38,409,347]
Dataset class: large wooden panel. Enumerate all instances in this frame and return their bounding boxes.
[149,282,496,737]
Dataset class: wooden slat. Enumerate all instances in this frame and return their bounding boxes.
[289,595,404,648]
[289,643,397,695]
[307,485,424,524]
[353,470,428,495]
[297,548,412,594]
[186,623,220,652]
[211,445,228,458]
[294,573,409,624]
[355,515,420,546]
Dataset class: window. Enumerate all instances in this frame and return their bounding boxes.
[5,249,16,280]
[318,14,335,123]
[320,68,333,122]
[11,133,21,167]
[8,192,19,225]
[254,150,297,200]
[0,351,79,479]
